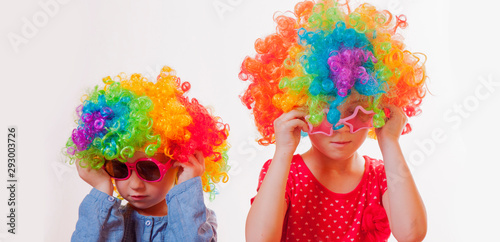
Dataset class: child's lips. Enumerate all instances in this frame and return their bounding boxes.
[331,141,351,146]
[130,195,148,201]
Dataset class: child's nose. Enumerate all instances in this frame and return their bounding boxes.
[128,171,145,189]
[334,123,350,133]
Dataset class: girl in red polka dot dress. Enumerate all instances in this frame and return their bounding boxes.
[239,0,428,241]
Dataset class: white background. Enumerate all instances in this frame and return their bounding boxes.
[1,0,499,241]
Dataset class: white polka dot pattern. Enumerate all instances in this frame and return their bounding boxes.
[252,155,390,242]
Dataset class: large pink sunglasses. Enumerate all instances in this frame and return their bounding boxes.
[103,158,173,182]
[306,105,375,136]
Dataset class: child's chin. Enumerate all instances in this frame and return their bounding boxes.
[323,149,356,161]
[128,200,153,209]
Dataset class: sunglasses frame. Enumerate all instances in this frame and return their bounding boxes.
[103,157,173,182]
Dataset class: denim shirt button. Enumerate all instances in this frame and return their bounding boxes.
[145,220,152,226]
[107,197,114,202]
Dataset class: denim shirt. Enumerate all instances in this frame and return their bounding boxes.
[71,177,217,242]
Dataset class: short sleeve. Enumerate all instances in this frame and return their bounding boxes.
[370,157,388,195]
[378,161,388,195]
[250,157,295,206]
[250,159,272,204]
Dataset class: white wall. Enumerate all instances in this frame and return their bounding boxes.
[1,0,499,241]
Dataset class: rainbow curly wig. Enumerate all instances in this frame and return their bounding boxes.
[66,66,230,197]
[239,0,427,144]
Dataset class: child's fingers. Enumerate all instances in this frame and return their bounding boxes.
[384,105,405,118]
[172,152,205,171]
[174,151,206,184]
[187,152,205,174]
[74,159,112,193]
[172,160,188,169]
[286,119,309,133]
[376,104,409,139]
[278,109,308,122]
[75,159,83,171]
[75,159,92,176]
[171,160,186,176]
[193,150,206,170]
[274,111,306,128]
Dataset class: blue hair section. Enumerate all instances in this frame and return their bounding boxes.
[297,21,385,127]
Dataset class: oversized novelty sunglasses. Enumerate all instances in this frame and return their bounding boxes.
[103,158,173,182]
[306,105,375,136]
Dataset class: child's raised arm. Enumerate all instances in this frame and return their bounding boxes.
[165,176,217,241]
[75,160,113,195]
[167,151,217,241]
[376,105,427,242]
[246,109,308,242]
[72,161,124,241]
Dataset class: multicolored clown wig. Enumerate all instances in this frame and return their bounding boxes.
[239,0,427,144]
[66,66,230,198]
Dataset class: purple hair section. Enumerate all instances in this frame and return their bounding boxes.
[71,104,115,152]
[327,48,377,97]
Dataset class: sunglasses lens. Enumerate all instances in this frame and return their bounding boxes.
[104,160,129,179]
[341,106,374,133]
[136,160,161,181]
[355,110,373,123]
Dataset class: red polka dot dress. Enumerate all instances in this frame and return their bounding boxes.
[252,155,391,242]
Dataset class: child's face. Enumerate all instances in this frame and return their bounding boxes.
[115,152,177,216]
[308,94,370,161]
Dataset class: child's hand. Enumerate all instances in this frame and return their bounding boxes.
[375,105,408,143]
[174,150,205,184]
[274,109,309,155]
[76,160,113,196]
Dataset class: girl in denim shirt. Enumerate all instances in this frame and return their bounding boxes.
[66,66,230,242]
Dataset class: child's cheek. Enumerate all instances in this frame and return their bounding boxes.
[163,167,178,190]
[114,180,129,197]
